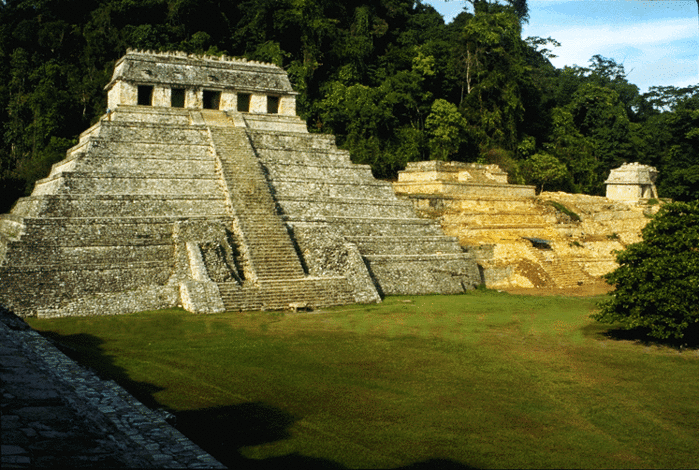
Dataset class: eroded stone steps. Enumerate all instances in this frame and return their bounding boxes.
[10,195,231,219]
[246,130,341,152]
[217,277,354,311]
[0,264,173,307]
[2,216,197,243]
[528,247,596,288]
[209,127,306,281]
[52,155,216,177]
[1,243,172,266]
[240,114,309,133]
[277,198,417,219]
[443,212,556,225]
[74,140,212,157]
[262,162,376,182]
[93,121,211,145]
[345,235,463,255]
[33,172,221,197]
[254,149,353,166]
[318,216,450,238]
[270,179,396,199]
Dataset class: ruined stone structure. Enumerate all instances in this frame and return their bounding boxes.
[394,161,658,290]
[605,162,658,202]
[0,50,479,318]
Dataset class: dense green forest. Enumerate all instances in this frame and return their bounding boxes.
[1,0,697,213]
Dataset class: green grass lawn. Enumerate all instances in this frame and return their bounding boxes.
[27,290,699,469]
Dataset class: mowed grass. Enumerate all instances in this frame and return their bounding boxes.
[27,290,699,469]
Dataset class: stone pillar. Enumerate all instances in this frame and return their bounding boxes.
[249,94,267,113]
[220,91,237,111]
[152,86,170,107]
[107,81,137,109]
[186,89,202,109]
[279,95,296,116]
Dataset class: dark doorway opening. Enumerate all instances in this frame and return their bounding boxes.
[171,88,185,108]
[203,90,221,110]
[137,85,153,106]
[267,96,280,114]
[237,93,251,112]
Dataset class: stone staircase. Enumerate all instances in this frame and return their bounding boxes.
[0,104,483,317]
[217,277,354,311]
[396,186,655,290]
[208,125,357,311]
[209,126,306,281]
[246,129,481,295]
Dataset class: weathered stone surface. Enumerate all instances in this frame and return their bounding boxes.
[0,307,225,468]
[395,163,660,290]
[605,162,658,202]
[0,51,479,317]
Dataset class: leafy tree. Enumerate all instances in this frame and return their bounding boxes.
[522,152,569,193]
[594,201,699,341]
[642,86,699,201]
[544,107,597,194]
[459,4,529,153]
[426,98,468,161]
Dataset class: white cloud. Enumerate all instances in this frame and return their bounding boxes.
[527,17,698,90]
[541,18,696,67]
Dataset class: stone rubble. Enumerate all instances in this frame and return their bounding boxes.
[394,162,660,290]
[0,307,225,468]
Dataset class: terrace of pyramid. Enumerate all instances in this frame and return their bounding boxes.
[393,161,660,292]
[0,50,480,318]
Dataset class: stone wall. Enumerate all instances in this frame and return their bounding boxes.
[0,52,480,317]
[394,163,660,291]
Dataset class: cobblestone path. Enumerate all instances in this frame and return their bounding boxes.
[0,309,225,468]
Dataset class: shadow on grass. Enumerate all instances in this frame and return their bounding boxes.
[603,327,699,350]
[176,403,345,469]
[176,404,479,469]
[583,321,699,351]
[24,312,480,470]
[34,330,168,409]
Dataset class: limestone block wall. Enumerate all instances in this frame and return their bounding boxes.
[0,107,239,317]
[186,89,203,108]
[220,91,237,111]
[394,168,658,290]
[247,130,481,295]
[152,86,170,107]
[249,94,268,113]
[279,95,296,116]
[606,184,648,202]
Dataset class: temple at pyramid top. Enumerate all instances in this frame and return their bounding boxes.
[105,49,297,115]
[0,50,480,318]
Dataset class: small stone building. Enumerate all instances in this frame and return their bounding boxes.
[106,50,297,116]
[394,161,655,291]
[0,50,479,318]
[605,163,658,202]
[394,161,535,198]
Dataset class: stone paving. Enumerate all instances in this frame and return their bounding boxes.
[0,308,225,468]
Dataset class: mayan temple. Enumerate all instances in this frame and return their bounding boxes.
[0,50,480,318]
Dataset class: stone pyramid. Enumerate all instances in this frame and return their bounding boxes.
[0,50,479,318]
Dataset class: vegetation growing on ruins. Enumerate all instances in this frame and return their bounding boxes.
[595,200,699,341]
[1,0,698,213]
[546,200,580,222]
[27,292,699,469]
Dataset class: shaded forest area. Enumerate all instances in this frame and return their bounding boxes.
[1,0,698,213]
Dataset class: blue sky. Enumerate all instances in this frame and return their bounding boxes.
[424,0,699,93]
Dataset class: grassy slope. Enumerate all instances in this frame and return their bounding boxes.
[27,291,699,469]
